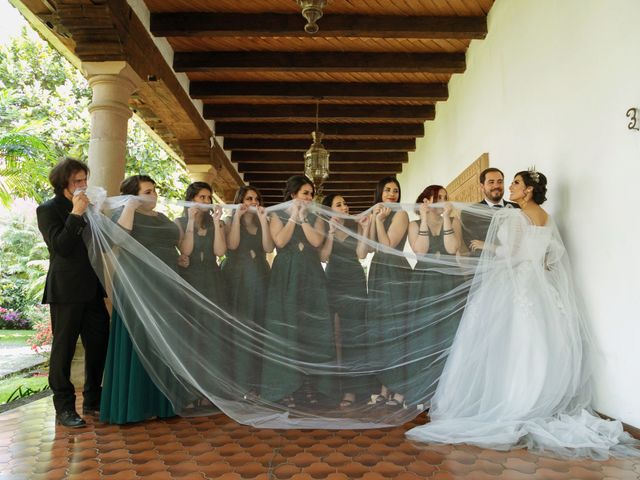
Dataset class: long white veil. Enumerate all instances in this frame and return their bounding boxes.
[82,187,483,429]
[79,186,639,458]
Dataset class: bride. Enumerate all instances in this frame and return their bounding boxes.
[406,169,639,459]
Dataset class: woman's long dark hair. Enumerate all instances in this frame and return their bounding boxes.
[182,181,213,228]
[234,185,264,206]
[283,175,314,201]
[374,176,401,204]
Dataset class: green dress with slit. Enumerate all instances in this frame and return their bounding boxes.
[366,212,411,396]
[260,212,336,403]
[324,222,372,398]
[220,221,270,395]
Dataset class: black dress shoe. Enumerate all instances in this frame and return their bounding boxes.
[55,410,86,428]
[82,405,100,416]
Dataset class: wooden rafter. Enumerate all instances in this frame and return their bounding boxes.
[216,122,424,138]
[151,13,487,40]
[191,82,448,103]
[231,151,409,163]
[174,51,465,74]
[224,138,415,152]
[204,104,435,122]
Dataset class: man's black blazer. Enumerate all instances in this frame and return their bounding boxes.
[36,195,105,304]
[460,199,520,252]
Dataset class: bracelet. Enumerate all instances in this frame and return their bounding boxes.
[418,230,429,236]
[443,229,454,235]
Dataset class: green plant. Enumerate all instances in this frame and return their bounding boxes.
[5,383,50,403]
[26,304,51,353]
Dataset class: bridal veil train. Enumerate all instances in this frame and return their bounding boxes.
[78,183,638,457]
[406,208,639,459]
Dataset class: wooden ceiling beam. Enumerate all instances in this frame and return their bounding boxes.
[175,51,465,74]
[205,104,434,122]
[243,173,384,183]
[224,138,415,152]
[217,122,424,139]
[151,13,487,40]
[192,82,448,103]
[237,163,402,174]
[232,151,409,163]
[257,188,375,196]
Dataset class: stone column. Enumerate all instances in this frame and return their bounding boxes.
[82,61,142,195]
[69,62,141,390]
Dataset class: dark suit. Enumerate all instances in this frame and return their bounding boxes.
[460,199,520,256]
[37,194,109,414]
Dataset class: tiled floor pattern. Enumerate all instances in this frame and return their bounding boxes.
[0,396,639,479]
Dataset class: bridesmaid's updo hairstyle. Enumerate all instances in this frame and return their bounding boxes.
[283,175,314,201]
[516,170,547,205]
[120,175,155,196]
[415,185,446,214]
[374,176,401,204]
[234,185,263,206]
[321,193,340,209]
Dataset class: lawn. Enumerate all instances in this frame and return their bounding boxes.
[0,372,48,404]
[0,329,32,346]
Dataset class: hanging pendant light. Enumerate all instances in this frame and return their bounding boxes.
[297,0,327,34]
[304,100,330,196]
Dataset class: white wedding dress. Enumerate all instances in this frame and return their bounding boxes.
[406,210,639,459]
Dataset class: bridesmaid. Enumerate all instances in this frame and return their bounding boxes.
[260,175,335,408]
[222,185,273,398]
[319,193,370,408]
[174,181,226,302]
[101,175,178,424]
[405,185,463,408]
[366,176,411,408]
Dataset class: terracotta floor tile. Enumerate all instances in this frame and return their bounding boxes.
[504,457,538,474]
[406,460,438,477]
[272,463,301,479]
[100,460,135,476]
[360,473,388,480]
[1,395,639,480]
[303,461,337,478]
[353,452,383,467]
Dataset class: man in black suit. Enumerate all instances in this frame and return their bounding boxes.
[461,167,519,255]
[36,158,109,427]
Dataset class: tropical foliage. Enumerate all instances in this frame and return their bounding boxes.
[0,26,191,346]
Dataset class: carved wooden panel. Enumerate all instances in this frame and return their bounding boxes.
[446,152,489,202]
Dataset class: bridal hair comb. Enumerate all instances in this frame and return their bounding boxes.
[527,166,540,183]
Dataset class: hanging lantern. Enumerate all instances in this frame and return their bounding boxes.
[304,101,330,196]
[297,0,327,34]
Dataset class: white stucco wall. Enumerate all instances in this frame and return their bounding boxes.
[398,0,640,426]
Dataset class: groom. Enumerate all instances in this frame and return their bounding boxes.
[461,167,519,255]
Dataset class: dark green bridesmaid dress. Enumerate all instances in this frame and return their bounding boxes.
[220,221,270,396]
[324,222,371,399]
[405,221,463,406]
[260,212,336,403]
[366,212,411,396]
[100,210,178,424]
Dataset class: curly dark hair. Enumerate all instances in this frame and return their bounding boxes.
[48,157,89,196]
[515,170,547,205]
